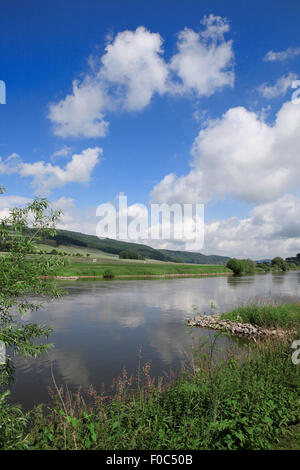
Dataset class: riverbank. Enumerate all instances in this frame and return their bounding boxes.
[42,261,231,279]
[1,302,299,450]
[187,314,288,338]
[188,302,300,338]
[41,271,231,280]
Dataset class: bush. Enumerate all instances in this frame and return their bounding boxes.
[271,257,289,272]
[226,258,255,275]
[103,269,115,279]
[119,251,144,260]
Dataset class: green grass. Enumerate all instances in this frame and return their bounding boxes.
[51,261,231,277]
[37,243,118,259]
[220,302,300,328]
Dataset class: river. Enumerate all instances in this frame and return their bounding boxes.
[10,271,300,409]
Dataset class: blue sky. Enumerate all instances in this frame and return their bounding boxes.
[1,0,300,258]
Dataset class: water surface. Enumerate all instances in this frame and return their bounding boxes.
[10,271,300,409]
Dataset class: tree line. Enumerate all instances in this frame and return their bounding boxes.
[226,256,298,275]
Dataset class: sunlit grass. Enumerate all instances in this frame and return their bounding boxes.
[220,302,300,328]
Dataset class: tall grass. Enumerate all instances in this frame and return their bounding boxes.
[220,302,300,328]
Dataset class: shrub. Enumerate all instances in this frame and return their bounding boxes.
[103,269,115,279]
[226,258,256,275]
[119,251,144,260]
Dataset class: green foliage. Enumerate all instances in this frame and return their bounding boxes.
[286,253,300,266]
[226,258,243,275]
[160,249,230,265]
[227,256,299,275]
[271,257,289,272]
[274,423,300,450]
[103,269,115,279]
[0,188,64,385]
[119,251,145,260]
[226,258,256,275]
[256,262,271,272]
[0,391,29,449]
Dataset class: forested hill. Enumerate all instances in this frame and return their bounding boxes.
[40,228,230,265]
[159,249,230,265]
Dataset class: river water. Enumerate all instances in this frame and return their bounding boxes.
[9,271,300,409]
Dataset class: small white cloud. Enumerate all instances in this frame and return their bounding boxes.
[258,72,297,98]
[48,79,109,138]
[0,147,103,194]
[0,153,22,173]
[264,47,300,62]
[51,145,72,160]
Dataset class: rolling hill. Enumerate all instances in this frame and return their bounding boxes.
[39,228,230,265]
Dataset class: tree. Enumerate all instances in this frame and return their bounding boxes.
[119,250,144,260]
[226,258,243,275]
[271,256,289,271]
[243,258,256,274]
[226,258,256,275]
[0,187,64,385]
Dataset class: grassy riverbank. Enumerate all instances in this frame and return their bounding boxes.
[1,303,299,450]
[220,302,300,328]
[50,260,231,278]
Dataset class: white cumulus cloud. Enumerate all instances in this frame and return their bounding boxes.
[48,16,234,138]
[100,26,169,111]
[169,15,234,97]
[151,100,300,205]
[0,147,102,194]
[203,194,300,259]
[48,80,109,138]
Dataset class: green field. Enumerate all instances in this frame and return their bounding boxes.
[36,243,119,259]
[29,242,232,277]
[33,227,230,264]
[52,260,231,277]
